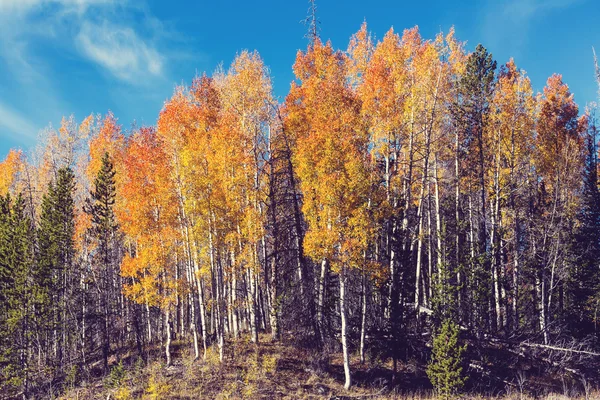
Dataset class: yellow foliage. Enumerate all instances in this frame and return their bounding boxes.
[286,39,372,274]
[114,386,132,400]
[0,149,23,195]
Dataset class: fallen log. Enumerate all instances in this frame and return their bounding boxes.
[519,342,600,357]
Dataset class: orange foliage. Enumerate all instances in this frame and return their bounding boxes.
[87,112,125,181]
[0,149,23,195]
[286,39,372,271]
[118,127,180,309]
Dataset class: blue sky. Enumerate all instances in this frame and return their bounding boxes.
[1,0,599,159]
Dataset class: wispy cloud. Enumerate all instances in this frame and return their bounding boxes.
[0,0,113,14]
[0,102,40,143]
[0,0,178,148]
[0,0,168,85]
[501,0,584,21]
[76,20,164,84]
[479,0,586,58]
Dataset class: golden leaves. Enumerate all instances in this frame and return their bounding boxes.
[0,149,23,196]
[87,112,125,182]
[287,37,372,273]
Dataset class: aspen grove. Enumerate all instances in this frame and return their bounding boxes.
[1,22,600,397]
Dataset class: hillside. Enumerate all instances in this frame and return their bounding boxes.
[54,333,600,400]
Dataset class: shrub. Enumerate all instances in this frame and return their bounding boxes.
[108,361,126,389]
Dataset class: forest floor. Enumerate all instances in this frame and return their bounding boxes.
[58,333,600,400]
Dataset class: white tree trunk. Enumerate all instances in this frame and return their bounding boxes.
[340,267,351,390]
[317,258,328,341]
[165,309,172,366]
[360,270,367,364]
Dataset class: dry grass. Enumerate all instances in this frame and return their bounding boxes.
[59,334,600,400]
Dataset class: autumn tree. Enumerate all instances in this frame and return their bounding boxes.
[0,150,23,196]
[287,38,372,389]
[356,27,407,372]
[533,75,586,344]
[119,127,179,366]
[487,59,536,332]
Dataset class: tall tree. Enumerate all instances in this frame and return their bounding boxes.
[84,152,119,373]
[119,127,179,366]
[533,74,586,344]
[452,44,496,334]
[37,167,76,374]
[287,38,372,389]
[0,194,35,397]
[487,59,536,332]
[568,118,600,337]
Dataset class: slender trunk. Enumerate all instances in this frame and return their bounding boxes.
[207,216,219,359]
[511,183,520,331]
[360,268,367,364]
[188,266,199,359]
[248,267,259,343]
[454,126,463,321]
[547,240,560,328]
[537,272,548,345]
[190,236,208,359]
[217,260,225,362]
[231,250,239,339]
[145,299,152,344]
[415,138,430,313]
[317,258,328,341]
[433,152,443,282]
[468,194,476,329]
[414,190,425,313]
[512,238,520,331]
[269,255,279,340]
[490,196,501,332]
[492,137,503,332]
[340,267,351,390]
[165,309,172,366]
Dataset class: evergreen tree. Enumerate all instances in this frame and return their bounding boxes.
[0,193,20,395]
[0,194,35,396]
[452,44,497,333]
[569,122,600,338]
[432,261,459,325]
[427,319,468,399]
[37,167,76,371]
[84,151,119,373]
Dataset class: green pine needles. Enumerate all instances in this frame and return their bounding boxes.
[427,319,468,399]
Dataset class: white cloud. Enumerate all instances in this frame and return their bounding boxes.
[0,101,40,142]
[76,20,164,83]
[0,0,166,85]
[0,0,184,147]
[0,0,113,14]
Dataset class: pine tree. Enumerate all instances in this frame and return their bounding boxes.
[569,121,600,337]
[0,194,20,395]
[427,319,468,399]
[37,167,76,372]
[451,44,497,333]
[84,151,118,373]
[0,194,35,396]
